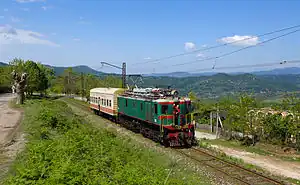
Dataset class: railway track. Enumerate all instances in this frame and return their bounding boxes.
[65,98,286,185]
[175,147,285,185]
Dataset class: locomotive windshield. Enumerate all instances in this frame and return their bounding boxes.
[162,105,168,114]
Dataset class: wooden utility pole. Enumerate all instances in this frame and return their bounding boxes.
[81,72,84,99]
[210,111,213,132]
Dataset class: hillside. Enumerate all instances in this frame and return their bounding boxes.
[47,65,105,76]
[2,62,300,99]
[140,73,300,99]
[144,67,300,77]
[0,62,7,67]
[0,62,105,76]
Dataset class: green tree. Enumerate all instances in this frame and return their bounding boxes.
[24,60,41,96]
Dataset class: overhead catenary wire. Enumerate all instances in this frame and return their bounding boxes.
[171,29,300,67]
[184,60,300,73]
[131,24,300,66]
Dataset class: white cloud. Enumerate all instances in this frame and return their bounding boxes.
[218,35,259,46]
[144,57,151,60]
[0,25,59,47]
[78,16,91,24]
[201,44,207,48]
[20,8,30,11]
[73,38,80,41]
[196,53,205,58]
[11,16,21,22]
[16,0,45,3]
[41,6,52,10]
[184,42,196,51]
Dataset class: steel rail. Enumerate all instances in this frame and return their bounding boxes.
[191,147,283,184]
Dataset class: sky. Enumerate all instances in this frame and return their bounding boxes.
[0,0,300,74]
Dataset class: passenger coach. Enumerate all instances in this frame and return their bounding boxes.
[89,88,124,118]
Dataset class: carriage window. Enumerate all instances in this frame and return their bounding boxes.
[162,105,168,114]
[101,99,103,105]
[154,104,157,114]
[109,100,112,107]
[107,99,109,106]
[125,99,128,107]
[140,103,143,111]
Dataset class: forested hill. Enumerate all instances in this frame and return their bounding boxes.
[1,61,300,99]
[0,62,104,76]
[140,73,300,99]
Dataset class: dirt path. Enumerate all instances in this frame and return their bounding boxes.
[195,130,217,140]
[0,93,22,146]
[195,130,300,180]
[0,93,25,181]
[210,143,300,180]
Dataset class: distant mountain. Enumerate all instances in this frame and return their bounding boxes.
[2,60,300,77]
[144,67,300,77]
[252,67,300,75]
[0,62,8,66]
[143,71,217,77]
[46,65,105,76]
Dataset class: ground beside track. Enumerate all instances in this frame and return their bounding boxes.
[63,98,283,185]
[69,98,300,185]
[2,97,224,185]
[194,130,300,183]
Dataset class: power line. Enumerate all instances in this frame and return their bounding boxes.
[131,24,300,66]
[171,29,300,67]
[185,60,300,73]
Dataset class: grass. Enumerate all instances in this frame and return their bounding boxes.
[3,99,211,185]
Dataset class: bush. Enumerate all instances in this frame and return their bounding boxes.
[4,100,207,185]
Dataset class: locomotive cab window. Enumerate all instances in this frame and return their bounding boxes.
[154,104,157,114]
[162,105,168,114]
[140,103,143,111]
[125,99,128,107]
[186,102,191,113]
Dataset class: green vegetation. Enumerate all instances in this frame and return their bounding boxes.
[3,58,300,100]
[3,99,210,184]
[0,58,122,100]
[191,92,300,151]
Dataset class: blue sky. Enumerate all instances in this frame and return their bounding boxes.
[0,0,300,74]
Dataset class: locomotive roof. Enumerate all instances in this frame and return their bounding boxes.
[90,87,124,94]
[118,94,191,102]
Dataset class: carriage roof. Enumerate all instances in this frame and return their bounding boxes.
[90,87,124,95]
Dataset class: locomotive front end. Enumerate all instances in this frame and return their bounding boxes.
[160,97,196,147]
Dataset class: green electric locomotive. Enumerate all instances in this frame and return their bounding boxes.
[90,87,196,147]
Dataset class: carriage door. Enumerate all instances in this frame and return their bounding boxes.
[145,101,152,121]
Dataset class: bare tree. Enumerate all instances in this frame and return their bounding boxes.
[11,70,28,104]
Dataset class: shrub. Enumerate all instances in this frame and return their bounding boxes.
[4,100,207,185]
